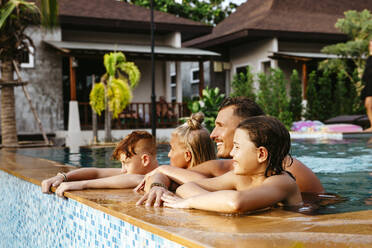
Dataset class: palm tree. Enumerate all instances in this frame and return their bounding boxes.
[90,52,140,142]
[0,0,58,147]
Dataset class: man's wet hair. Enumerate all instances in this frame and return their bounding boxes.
[112,131,156,160]
[237,116,292,178]
[219,96,265,119]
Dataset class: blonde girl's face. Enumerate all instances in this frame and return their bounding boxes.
[168,134,190,169]
[230,129,264,175]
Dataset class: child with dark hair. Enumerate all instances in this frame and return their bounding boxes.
[162,116,303,213]
[41,131,158,197]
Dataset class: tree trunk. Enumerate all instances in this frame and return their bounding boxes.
[0,60,18,146]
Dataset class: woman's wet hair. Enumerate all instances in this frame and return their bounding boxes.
[219,96,265,119]
[173,112,216,167]
[237,116,291,177]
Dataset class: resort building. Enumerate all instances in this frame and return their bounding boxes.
[183,0,372,97]
[9,0,218,139]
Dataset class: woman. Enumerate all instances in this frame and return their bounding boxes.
[362,39,372,132]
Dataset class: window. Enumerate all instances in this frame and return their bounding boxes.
[190,68,199,84]
[236,65,248,75]
[20,46,34,68]
[170,73,176,101]
[262,61,271,75]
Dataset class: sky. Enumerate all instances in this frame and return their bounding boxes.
[222,0,247,8]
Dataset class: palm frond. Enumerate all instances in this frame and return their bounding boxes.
[0,0,17,29]
[40,0,58,28]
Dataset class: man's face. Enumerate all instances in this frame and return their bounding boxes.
[210,106,242,158]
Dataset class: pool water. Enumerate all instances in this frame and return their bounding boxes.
[13,139,372,214]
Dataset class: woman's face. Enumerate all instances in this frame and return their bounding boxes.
[168,134,190,169]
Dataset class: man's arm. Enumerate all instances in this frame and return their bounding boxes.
[41,168,122,193]
[157,165,207,184]
[189,159,233,177]
[285,158,324,193]
[55,174,144,197]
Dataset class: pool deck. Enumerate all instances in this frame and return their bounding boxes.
[1,149,372,248]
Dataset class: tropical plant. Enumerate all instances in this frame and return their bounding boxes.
[319,9,372,110]
[187,86,225,132]
[0,0,58,146]
[289,70,303,121]
[89,52,140,142]
[122,0,238,25]
[305,70,334,121]
[230,65,256,101]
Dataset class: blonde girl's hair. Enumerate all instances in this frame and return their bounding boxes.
[173,112,216,168]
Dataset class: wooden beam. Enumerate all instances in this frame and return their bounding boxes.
[69,56,77,101]
[302,62,307,99]
[199,61,204,98]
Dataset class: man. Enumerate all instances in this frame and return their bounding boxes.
[135,97,324,207]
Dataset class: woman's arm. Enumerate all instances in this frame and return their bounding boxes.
[55,174,144,197]
[176,171,236,198]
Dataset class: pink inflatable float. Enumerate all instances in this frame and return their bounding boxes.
[291,121,363,133]
[322,124,363,133]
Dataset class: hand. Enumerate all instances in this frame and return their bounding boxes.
[136,186,172,207]
[41,174,65,193]
[162,194,190,209]
[55,181,84,198]
[133,168,160,193]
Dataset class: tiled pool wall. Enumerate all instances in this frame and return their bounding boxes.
[0,170,184,248]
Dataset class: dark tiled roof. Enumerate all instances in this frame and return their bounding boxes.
[58,0,211,41]
[185,0,372,48]
[59,0,206,26]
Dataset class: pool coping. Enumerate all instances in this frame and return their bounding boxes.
[0,150,206,248]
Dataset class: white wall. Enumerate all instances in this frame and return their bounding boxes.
[131,60,166,103]
[229,38,278,92]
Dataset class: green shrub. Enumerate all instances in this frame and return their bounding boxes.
[231,66,256,101]
[289,70,303,121]
[187,86,225,132]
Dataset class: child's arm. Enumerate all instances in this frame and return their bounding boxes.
[42,168,122,193]
[176,171,237,198]
[163,175,301,214]
[55,173,144,197]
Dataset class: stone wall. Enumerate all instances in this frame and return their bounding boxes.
[14,26,64,133]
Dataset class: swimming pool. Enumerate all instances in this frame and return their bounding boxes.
[12,139,372,214]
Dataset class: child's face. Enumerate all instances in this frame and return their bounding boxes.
[230,129,262,175]
[119,150,145,174]
[168,134,190,169]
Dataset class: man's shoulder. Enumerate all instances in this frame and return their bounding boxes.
[191,159,233,176]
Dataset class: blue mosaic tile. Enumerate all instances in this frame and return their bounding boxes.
[0,171,185,248]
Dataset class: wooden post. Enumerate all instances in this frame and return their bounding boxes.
[92,75,98,144]
[69,56,77,101]
[199,61,204,98]
[302,62,307,99]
